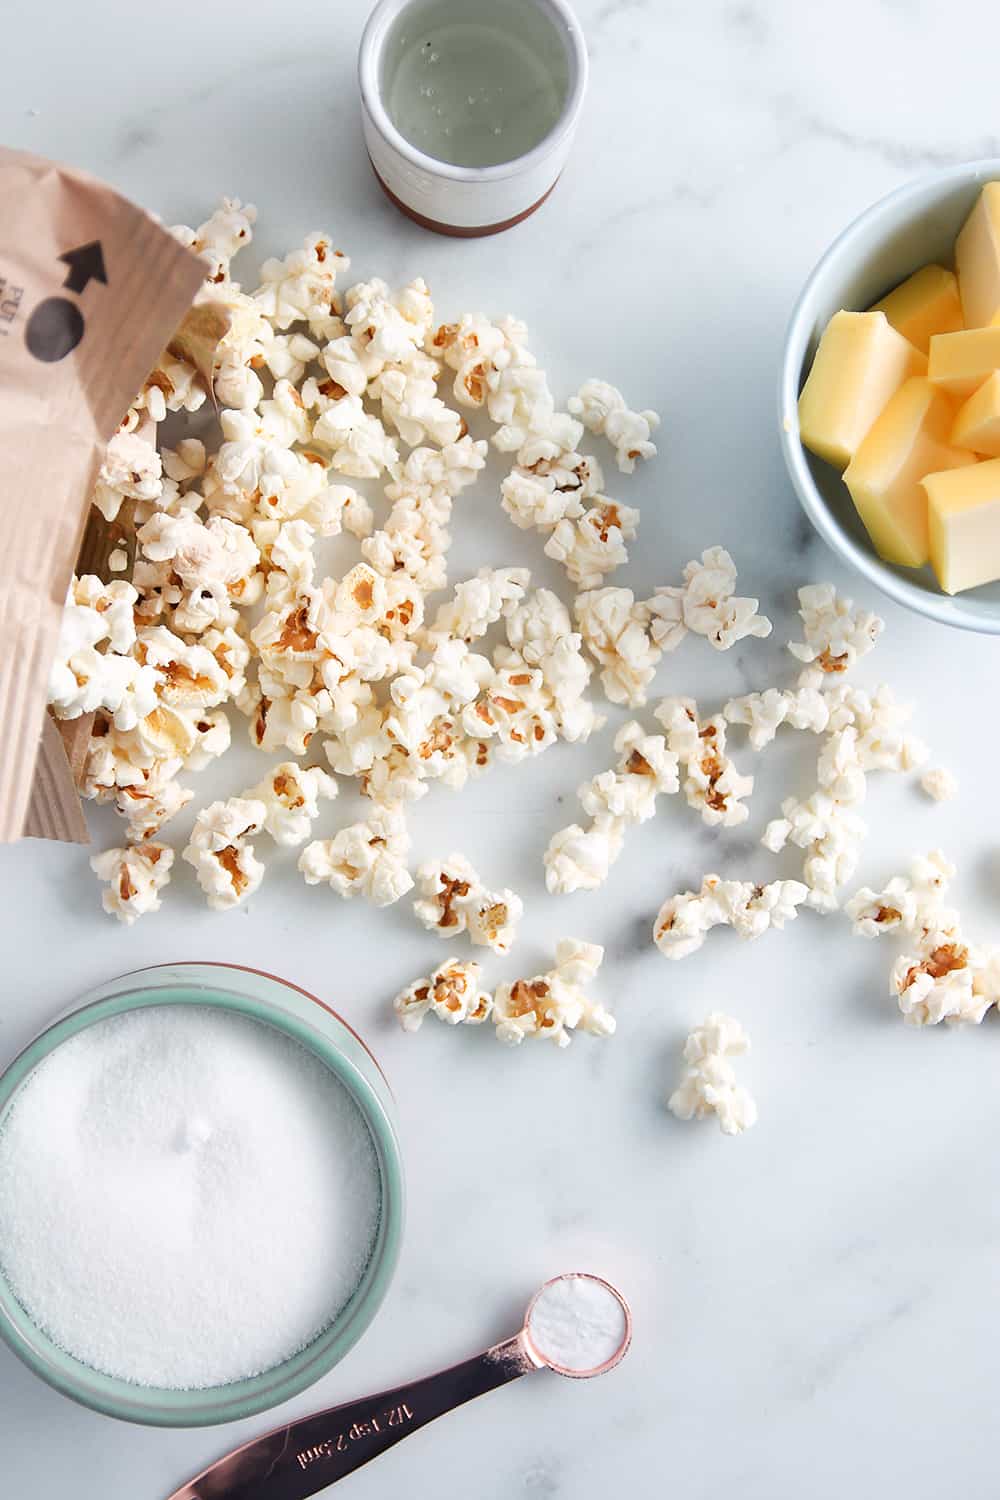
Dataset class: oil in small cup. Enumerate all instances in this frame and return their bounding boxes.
[523,1273,632,1378]
[382,0,571,169]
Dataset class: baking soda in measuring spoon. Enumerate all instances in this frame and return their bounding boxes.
[0,1007,381,1390]
[386,0,569,168]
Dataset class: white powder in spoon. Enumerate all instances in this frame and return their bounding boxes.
[0,1006,381,1390]
[527,1275,628,1374]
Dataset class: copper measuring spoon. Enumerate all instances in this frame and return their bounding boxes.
[166,1273,631,1500]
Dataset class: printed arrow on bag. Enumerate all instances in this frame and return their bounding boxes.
[59,241,108,294]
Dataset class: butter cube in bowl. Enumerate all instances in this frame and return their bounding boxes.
[780,160,1000,633]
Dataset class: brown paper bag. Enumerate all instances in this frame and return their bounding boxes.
[0,148,206,842]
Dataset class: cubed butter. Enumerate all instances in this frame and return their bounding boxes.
[844,378,975,568]
[923,458,1000,593]
[950,370,1000,456]
[871,264,963,354]
[955,181,1000,328]
[798,310,926,470]
[927,326,1000,399]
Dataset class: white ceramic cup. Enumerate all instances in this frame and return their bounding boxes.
[358,0,588,237]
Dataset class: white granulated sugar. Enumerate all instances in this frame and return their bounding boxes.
[0,1006,380,1390]
[527,1275,627,1373]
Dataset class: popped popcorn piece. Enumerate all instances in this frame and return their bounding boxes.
[89,843,174,925]
[48,580,160,732]
[426,567,530,645]
[171,197,257,283]
[575,588,660,707]
[567,379,660,473]
[394,958,493,1032]
[578,722,679,826]
[544,819,626,895]
[493,939,612,1048]
[92,428,164,522]
[921,766,958,802]
[108,548,128,573]
[845,876,919,938]
[647,547,772,653]
[668,1014,757,1136]
[654,875,808,959]
[299,806,412,907]
[762,791,868,912]
[891,935,984,1026]
[411,853,523,953]
[182,797,266,910]
[545,500,640,590]
[724,683,829,749]
[654,697,753,828]
[113,768,192,843]
[500,432,600,532]
[247,762,338,846]
[788,583,884,674]
[253,232,349,332]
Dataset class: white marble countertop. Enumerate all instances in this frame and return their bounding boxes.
[3,2,1000,1496]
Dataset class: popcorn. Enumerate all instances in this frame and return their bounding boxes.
[48,578,159,731]
[248,762,338,846]
[845,876,919,938]
[762,791,868,912]
[394,958,493,1032]
[920,766,958,802]
[113,768,192,844]
[299,805,412,906]
[92,429,164,522]
[307,393,400,479]
[891,935,984,1026]
[90,843,174,925]
[426,567,530,645]
[655,698,753,828]
[182,797,266,910]
[575,588,660,707]
[654,875,808,960]
[567,379,660,473]
[668,1014,757,1135]
[499,433,600,532]
[724,683,829,749]
[172,197,257,283]
[647,547,772,653]
[253,233,349,332]
[788,583,884,674]
[545,500,640,590]
[370,352,463,449]
[544,819,626,895]
[412,853,523,953]
[493,938,612,1048]
[578,722,679,825]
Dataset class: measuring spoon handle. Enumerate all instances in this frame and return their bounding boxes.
[166,1335,534,1500]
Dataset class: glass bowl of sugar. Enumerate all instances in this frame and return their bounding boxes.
[0,963,404,1427]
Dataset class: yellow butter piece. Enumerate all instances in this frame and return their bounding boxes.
[950,370,1000,456]
[871,264,963,355]
[844,378,974,568]
[924,458,1000,593]
[798,310,926,470]
[955,181,1000,328]
[927,326,1000,399]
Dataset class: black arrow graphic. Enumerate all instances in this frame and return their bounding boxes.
[59,241,108,294]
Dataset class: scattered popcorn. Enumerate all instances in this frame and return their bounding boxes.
[567,380,660,473]
[788,583,884,674]
[724,683,829,749]
[394,958,494,1032]
[668,1014,757,1136]
[412,853,522,953]
[89,843,174,925]
[654,875,808,960]
[655,697,753,828]
[493,938,613,1048]
[920,766,958,803]
[545,499,640,590]
[647,547,771,653]
[575,588,660,707]
[182,797,266,911]
[299,805,412,907]
[248,762,338,846]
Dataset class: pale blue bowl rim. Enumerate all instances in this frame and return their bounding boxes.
[778,156,1000,635]
[0,970,404,1428]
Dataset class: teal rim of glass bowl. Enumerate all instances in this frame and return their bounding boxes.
[0,979,405,1428]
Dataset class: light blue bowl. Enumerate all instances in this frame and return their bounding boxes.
[0,964,404,1428]
[779,159,1000,634]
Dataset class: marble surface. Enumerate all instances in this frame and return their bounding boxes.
[3,2,1000,1496]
